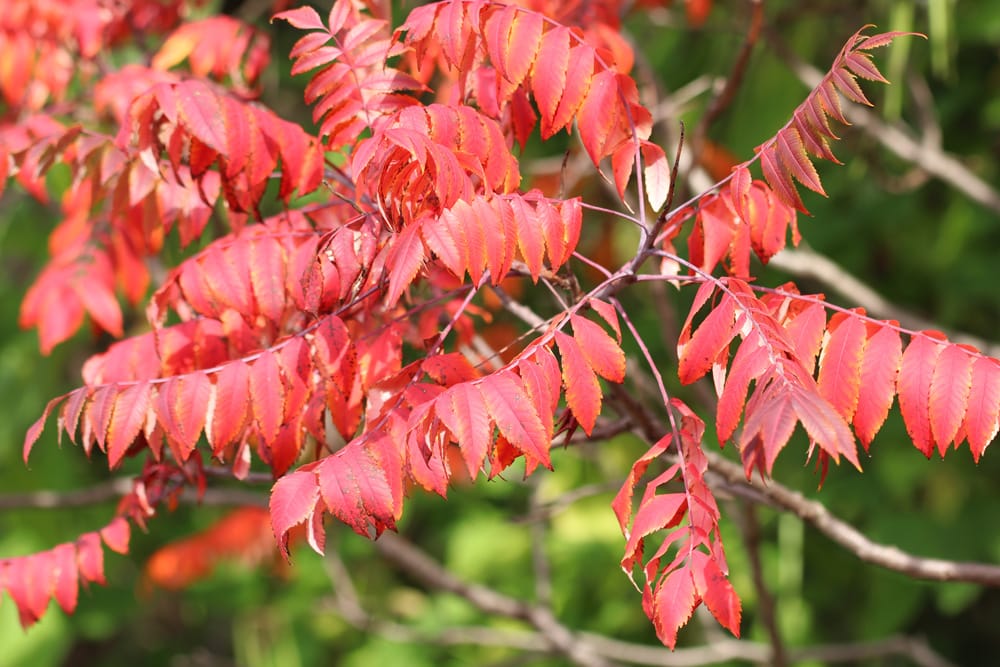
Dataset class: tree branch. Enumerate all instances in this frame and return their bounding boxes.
[704,449,1000,586]
[766,245,1000,357]
[0,478,267,511]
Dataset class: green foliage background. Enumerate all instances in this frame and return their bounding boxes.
[1,0,999,665]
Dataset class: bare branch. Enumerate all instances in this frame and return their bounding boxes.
[705,449,1000,586]
[373,532,618,667]
[0,478,266,511]
[736,501,787,667]
[766,245,1000,357]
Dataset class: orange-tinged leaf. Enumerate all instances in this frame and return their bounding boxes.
[678,294,737,385]
[531,27,571,138]
[929,344,974,455]
[571,314,625,382]
[208,361,250,455]
[554,331,602,435]
[550,45,593,136]
[577,69,618,164]
[107,382,151,468]
[853,324,902,449]
[385,221,427,305]
[510,195,544,281]
[479,372,550,468]
[964,357,1000,461]
[436,383,491,478]
[588,298,622,341]
[251,350,285,445]
[316,442,397,539]
[898,332,946,457]
[502,10,543,87]
[817,313,866,421]
[622,493,687,569]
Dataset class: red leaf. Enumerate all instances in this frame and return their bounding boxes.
[157,373,211,461]
[898,332,946,457]
[100,518,131,555]
[107,382,151,468]
[653,568,698,649]
[816,313,867,421]
[208,361,250,455]
[385,221,427,305]
[249,236,287,323]
[964,357,1000,461]
[571,314,625,382]
[550,46,593,136]
[576,69,618,164]
[612,435,672,535]
[531,27,571,138]
[501,10,542,88]
[690,551,741,636]
[4,554,52,627]
[929,344,974,455]
[76,532,105,585]
[51,544,79,614]
[622,494,687,571]
[316,442,397,539]
[272,6,326,31]
[436,383,491,478]
[554,331,602,435]
[174,81,227,153]
[479,372,551,468]
[678,294,737,385]
[23,393,67,463]
[853,323,902,449]
[270,468,320,557]
[251,350,285,445]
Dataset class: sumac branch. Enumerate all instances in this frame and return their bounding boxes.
[6,0,983,654]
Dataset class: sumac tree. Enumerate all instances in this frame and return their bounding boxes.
[0,0,991,657]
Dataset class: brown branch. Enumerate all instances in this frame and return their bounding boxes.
[365,528,956,667]
[373,532,618,667]
[704,449,1000,586]
[737,501,787,667]
[766,245,1000,357]
[0,478,267,511]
